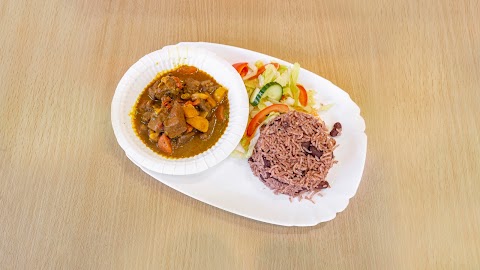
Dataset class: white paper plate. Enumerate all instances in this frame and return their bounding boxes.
[111,44,249,175]
[122,42,367,226]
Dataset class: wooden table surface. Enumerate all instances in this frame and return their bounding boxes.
[1,0,479,269]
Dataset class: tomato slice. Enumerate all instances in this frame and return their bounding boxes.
[246,104,289,136]
[250,62,280,80]
[297,84,308,107]
[232,62,249,77]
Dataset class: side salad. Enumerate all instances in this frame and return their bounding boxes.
[232,60,333,158]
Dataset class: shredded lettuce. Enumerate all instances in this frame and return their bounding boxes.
[250,107,260,118]
[290,62,300,84]
[319,103,334,111]
[244,78,258,90]
[257,97,280,111]
[264,111,280,122]
[284,97,295,106]
[282,86,292,97]
[245,132,260,158]
[307,90,315,104]
[274,68,291,87]
[289,63,301,106]
[230,150,245,158]
[240,137,249,151]
[257,102,267,110]
[254,60,264,68]
[261,64,279,85]
[242,63,258,80]
[230,143,247,158]
[277,64,288,74]
[258,74,265,88]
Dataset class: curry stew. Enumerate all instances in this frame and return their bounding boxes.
[132,65,229,158]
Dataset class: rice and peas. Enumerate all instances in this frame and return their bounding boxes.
[233,61,341,201]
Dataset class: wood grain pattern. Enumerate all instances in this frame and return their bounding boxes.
[1,0,479,269]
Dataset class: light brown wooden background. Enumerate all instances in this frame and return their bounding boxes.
[1,0,479,269]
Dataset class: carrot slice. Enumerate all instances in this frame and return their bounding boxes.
[177,65,198,74]
[215,104,225,121]
[246,104,289,136]
[297,84,308,107]
[157,134,173,155]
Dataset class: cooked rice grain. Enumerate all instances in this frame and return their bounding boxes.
[248,111,337,201]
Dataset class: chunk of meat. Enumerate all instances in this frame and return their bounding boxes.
[139,124,148,134]
[147,81,161,99]
[140,111,154,123]
[197,99,211,112]
[138,100,154,112]
[154,76,180,98]
[148,87,157,100]
[156,110,168,123]
[200,80,217,93]
[161,96,172,110]
[154,88,168,100]
[184,77,201,94]
[147,117,163,133]
[163,102,187,138]
[200,80,214,87]
[161,75,177,90]
[176,131,196,146]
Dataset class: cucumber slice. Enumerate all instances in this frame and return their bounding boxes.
[250,82,283,106]
[250,88,261,104]
[265,83,283,101]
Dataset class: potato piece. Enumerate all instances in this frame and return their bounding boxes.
[199,111,208,118]
[192,99,201,106]
[152,104,162,115]
[213,87,227,102]
[149,130,160,142]
[191,93,209,100]
[182,104,199,118]
[186,116,209,133]
[206,96,217,107]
